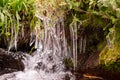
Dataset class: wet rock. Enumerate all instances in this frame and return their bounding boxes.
[84,52,99,69]
[77,51,100,70]
[47,55,53,61]
[0,69,17,76]
[64,74,70,80]
[35,62,46,70]
[0,48,25,75]
[0,50,75,80]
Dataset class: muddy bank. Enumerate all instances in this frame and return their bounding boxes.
[74,68,120,80]
[71,50,120,80]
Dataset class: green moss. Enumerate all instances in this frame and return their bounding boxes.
[97,41,106,52]
[63,58,73,70]
[99,44,120,72]
[101,59,120,72]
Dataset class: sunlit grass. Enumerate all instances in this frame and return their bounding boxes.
[0,0,38,50]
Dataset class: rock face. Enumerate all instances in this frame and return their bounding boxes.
[84,52,100,69]
[0,48,25,75]
[76,52,100,70]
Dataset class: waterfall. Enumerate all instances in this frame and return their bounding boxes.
[0,50,75,80]
[0,15,75,80]
[39,17,69,58]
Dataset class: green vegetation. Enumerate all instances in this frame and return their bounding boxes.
[100,27,120,71]
[0,0,120,72]
[0,0,38,50]
[63,58,73,70]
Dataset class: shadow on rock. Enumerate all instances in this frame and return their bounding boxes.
[0,48,25,75]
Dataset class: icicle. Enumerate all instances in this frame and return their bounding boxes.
[22,26,24,37]
[56,21,61,56]
[83,36,86,54]
[43,18,50,50]
[70,22,78,70]
[72,27,76,70]
[79,37,83,54]
[106,34,114,49]
[37,40,43,52]
[35,36,38,49]
[106,27,115,50]
[78,23,81,29]
[14,34,17,50]
[70,23,76,70]
[30,33,35,46]
[62,19,68,57]
[74,22,77,70]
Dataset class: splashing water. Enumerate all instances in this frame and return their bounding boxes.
[0,50,75,80]
[0,15,75,80]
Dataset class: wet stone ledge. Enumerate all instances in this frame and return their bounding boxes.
[0,48,25,75]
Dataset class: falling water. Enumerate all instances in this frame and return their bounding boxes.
[40,17,69,58]
[0,14,75,79]
[0,50,75,80]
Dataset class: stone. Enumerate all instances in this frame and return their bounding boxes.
[0,48,24,75]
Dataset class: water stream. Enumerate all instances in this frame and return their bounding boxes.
[0,15,75,80]
[0,50,75,80]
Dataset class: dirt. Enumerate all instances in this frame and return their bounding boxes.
[73,68,120,80]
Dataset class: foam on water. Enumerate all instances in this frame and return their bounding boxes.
[0,50,75,80]
[0,10,77,80]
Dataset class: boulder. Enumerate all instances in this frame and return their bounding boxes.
[0,48,24,75]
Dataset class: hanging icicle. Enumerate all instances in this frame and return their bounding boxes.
[83,36,86,54]
[74,22,78,70]
[70,21,78,70]
[35,16,69,58]
[79,37,83,54]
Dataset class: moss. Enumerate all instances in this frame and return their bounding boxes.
[63,58,73,70]
[99,44,120,72]
[97,41,106,52]
[100,60,120,72]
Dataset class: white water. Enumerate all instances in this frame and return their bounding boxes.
[0,50,75,80]
[0,14,75,80]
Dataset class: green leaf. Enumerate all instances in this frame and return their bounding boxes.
[5,32,10,36]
